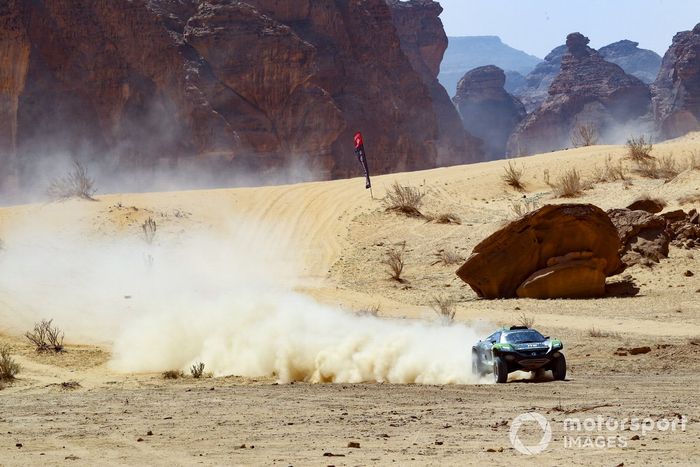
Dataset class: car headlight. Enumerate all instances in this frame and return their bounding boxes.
[493,343,514,352]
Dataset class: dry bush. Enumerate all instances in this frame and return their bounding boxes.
[425,212,461,225]
[517,313,535,328]
[571,122,599,147]
[591,155,628,182]
[142,217,157,244]
[552,168,583,198]
[431,249,464,266]
[588,326,621,338]
[162,370,184,379]
[678,193,700,205]
[383,182,425,218]
[430,295,456,323]
[382,244,406,281]
[0,345,20,381]
[502,161,526,191]
[25,319,64,352]
[626,136,653,162]
[47,160,97,201]
[357,304,381,317]
[510,197,540,218]
[635,154,679,180]
[190,362,205,378]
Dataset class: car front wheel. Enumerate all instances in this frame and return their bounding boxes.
[493,356,508,383]
[552,354,567,381]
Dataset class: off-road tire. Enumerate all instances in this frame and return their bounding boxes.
[552,354,567,381]
[493,356,508,383]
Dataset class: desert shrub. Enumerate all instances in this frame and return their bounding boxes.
[517,313,535,328]
[687,150,700,170]
[571,122,599,147]
[382,244,406,281]
[510,197,540,218]
[543,169,552,187]
[591,155,628,182]
[635,154,679,180]
[0,345,20,381]
[357,304,381,317]
[47,160,97,201]
[162,370,184,379]
[190,362,205,378]
[587,326,621,338]
[431,249,464,266]
[502,161,525,191]
[142,217,157,244]
[626,136,653,162]
[25,319,64,352]
[425,212,461,225]
[552,168,583,198]
[383,182,425,217]
[430,295,456,323]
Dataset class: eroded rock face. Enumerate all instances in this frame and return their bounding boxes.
[0,0,483,194]
[607,209,670,267]
[456,204,622,299]
[386,0,482,166]
[652,23,700,139]
[507,33,651,156]
[599,40,662,84]
[453,66,526,159]
[513,44,566,112]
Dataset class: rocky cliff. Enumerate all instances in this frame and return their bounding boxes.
[507,33,651,156]
[0,0,482,194]
[453,66,526,159]
[652,23,700,139]
[599,40,662,84]
[386,0,482,167]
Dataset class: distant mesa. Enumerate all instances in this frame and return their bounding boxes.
[507,32,652,156]
[598,40,662,84]
[453,66,526,160]
[439,36,541,97]
[512,44,567,113]
[652,23,700,139]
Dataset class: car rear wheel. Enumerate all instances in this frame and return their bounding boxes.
[493,356,508,383]
[552,354,567,381]
[471,351,480,376]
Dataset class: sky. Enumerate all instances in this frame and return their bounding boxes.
[438,0,700,58]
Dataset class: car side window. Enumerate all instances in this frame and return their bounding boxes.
[487,332,501,344]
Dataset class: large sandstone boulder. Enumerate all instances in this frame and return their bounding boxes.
[507,33,651,156]
[453,65,526,160]
[652,23,700,139]
[456,204,622,299]
[0,0,483,196]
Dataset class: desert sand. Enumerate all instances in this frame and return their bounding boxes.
[1,135,699,465]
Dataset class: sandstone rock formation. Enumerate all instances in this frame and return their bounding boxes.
[652,23,700,139]
[453,66,526,159]
[512,45,566,112]
[607,209,670,267]
[386,0,482,167]
[0,0,482,195]
[607,207,700,268]
[599,40,662,84]
[456,204,622,299]
[507,33,651,156]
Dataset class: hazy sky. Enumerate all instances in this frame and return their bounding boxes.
[439,0,700,58]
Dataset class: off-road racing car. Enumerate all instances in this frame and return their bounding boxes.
[472,326,566,383]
